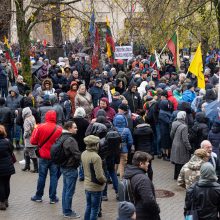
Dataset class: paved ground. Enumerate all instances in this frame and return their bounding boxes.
[0,151,185,220]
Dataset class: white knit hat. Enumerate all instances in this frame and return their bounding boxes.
[74,107,86,117]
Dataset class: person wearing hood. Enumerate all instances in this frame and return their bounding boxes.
[58,92,72,121]
[91,97,116,122]
[184,162,220,220]
[37,78,55,97]
[166,90,178,110]
[81,135,106,220]
[75,84,93,119]
[6,86,23,148]
[60,121,81,218]
[189,112,209,151]
[113,114,133,180]
[133,117,154,180]
[170,111,192,180]
[21,107,38,173]
[30,110,62,203]
[67,81,78,114]
[191,88,206,112]
[117,201,136,220]
[124,151,160,220]
[208,120,220,158]
[177,149,209,189]
[89,79,105,108]
[115,71,128,88]
[182,83,196,103]
[123,82,142,113]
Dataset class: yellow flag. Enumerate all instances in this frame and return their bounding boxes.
[188,43,205,89]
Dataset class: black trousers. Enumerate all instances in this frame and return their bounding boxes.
[174,164,183,180]
[0,175,11,202]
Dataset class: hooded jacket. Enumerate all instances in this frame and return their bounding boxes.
[89,85,104,108]
[91,97,116,121]
[124,165,160,220]
[67,81,78,113]
[113,114,133,153]
[6,86,23,111]
[177,155,206,189]
[167,90,178,110]
[22,107,36,148]
[81,135,106,192]
[30,110,62,159]
[182,89,196,103]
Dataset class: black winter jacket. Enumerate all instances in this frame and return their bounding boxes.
[185,181,220,220]
[208,121,220,157]
[0,105,13,126]
[123,90,142,113]
[0,137,15,176]
[133,124,153,153]
[61,132,81,169]
[124,165,160,220]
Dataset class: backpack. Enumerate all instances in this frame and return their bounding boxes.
[50,135,68,165]
[105,129,122,151]
[118,178,135,204]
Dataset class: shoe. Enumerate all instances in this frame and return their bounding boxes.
[79,178,84,182]
[0,202,6,210]
[30,169,38,173]
[31,158,38,173]
[50,197,59,204]
[107,179,112,184]
[102,196,108,201]
[163,156,170,161]
[31,195,42,202]
[64,211,80,218]
[22,167,30,171]
[98,211,102,217]
[157,153,163,159]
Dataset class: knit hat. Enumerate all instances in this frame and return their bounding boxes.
[74,107,86,118]
[84,135,100,146]
[118,201,135,219]
[187,83,194,90]
[113,91,120,97]
[96,109,107,118]
[194,149,208,159]
[177,111,186,120]
[118,103,129,112]
[161,90,168,97]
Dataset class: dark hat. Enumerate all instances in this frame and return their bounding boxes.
[118,201,135,219]
[171,72,177,75]
[145,96,153,101]
[118,103,129,112]
[113,91,120,96]
[187,83,194,90]
[95,78,102,83]
[161,90,168,97]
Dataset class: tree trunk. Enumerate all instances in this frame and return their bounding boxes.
[0,0,11,40]
[213,0,220,48]
[15,0,32,86]
[52,2,63,47]
[201,35,209,66]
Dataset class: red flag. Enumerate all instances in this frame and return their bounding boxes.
[92,26,100,69]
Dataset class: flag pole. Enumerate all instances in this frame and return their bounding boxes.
[151,43,167,68]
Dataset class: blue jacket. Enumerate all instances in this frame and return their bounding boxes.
[89,86,104,108]
[182,90,196,103]
[113,114,133,153]
[0,65,8,88]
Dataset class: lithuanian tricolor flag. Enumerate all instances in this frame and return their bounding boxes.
[167,31,180,67]
[4,36,18,77]
[106,17,115,63]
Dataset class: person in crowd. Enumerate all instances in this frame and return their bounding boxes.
[91,97,116,122]
[72,107,90,181]
[15,75,30,96]
[0,63,8,98]
[52,69,67,94]
[177,149,209,189]
[170,111,192,180]
[5,86,23,148]
[0,98,13,141]
[30,110,62,203]
[110,92,123,112]
[158,99,173,161]
[0,125,15,210]
[58,92,72,122]
[75,84,93,119]
[191,89,206,112]
[37,78,55,97]
[117,201,136,220]
[184,162,220,219]
[133,116,154,180]
[81,135,106,220]
[67,81,78,114]
[124,151,160,220]
[115,79,126,95]
[123,82,142,113]
[22,107,38,173]
[89,79,105,108]
[113,114,133,180]
[208,119,220,158]
[48,60,60,77]
[182,83,196,103]
[60,121,81,218]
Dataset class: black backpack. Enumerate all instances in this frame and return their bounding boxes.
[118,178,135,204]
[50,135,68,165]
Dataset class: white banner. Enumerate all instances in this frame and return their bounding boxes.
[114,46,133,60]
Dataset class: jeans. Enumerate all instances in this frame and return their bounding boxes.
[78,164,84,180]
[61,168,78,216]
[0,176,11,202]
[84,191,102,220]
[0,87,8,98]
[35,158,58,200]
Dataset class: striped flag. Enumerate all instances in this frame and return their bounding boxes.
[106,17,115,63]
[4,36,18,77]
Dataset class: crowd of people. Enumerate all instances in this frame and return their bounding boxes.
[0,50,219,220]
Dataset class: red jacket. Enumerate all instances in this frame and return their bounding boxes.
[30,110,62,159]
[167,90,178,111]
